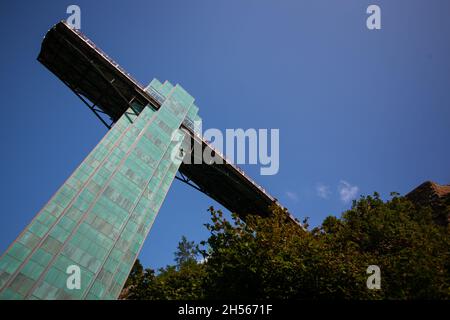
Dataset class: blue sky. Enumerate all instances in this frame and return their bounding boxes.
[0,0,449,270]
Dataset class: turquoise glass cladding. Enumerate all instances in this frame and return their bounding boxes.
[0,80,199,300]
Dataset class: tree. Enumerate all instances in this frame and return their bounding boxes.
[122,194,450,300]
[175,236,200,268]
[123,236,205,300]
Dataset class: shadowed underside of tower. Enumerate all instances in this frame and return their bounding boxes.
[0,21,297,300]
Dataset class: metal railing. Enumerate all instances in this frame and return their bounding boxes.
[146,87,166,105]
[65,21,146,93]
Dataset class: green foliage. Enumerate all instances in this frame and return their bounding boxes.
[175,236,200,268]
[124,237,205,300]
[122,194,450,300]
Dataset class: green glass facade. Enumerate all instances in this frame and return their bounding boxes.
[0,79,199,299]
